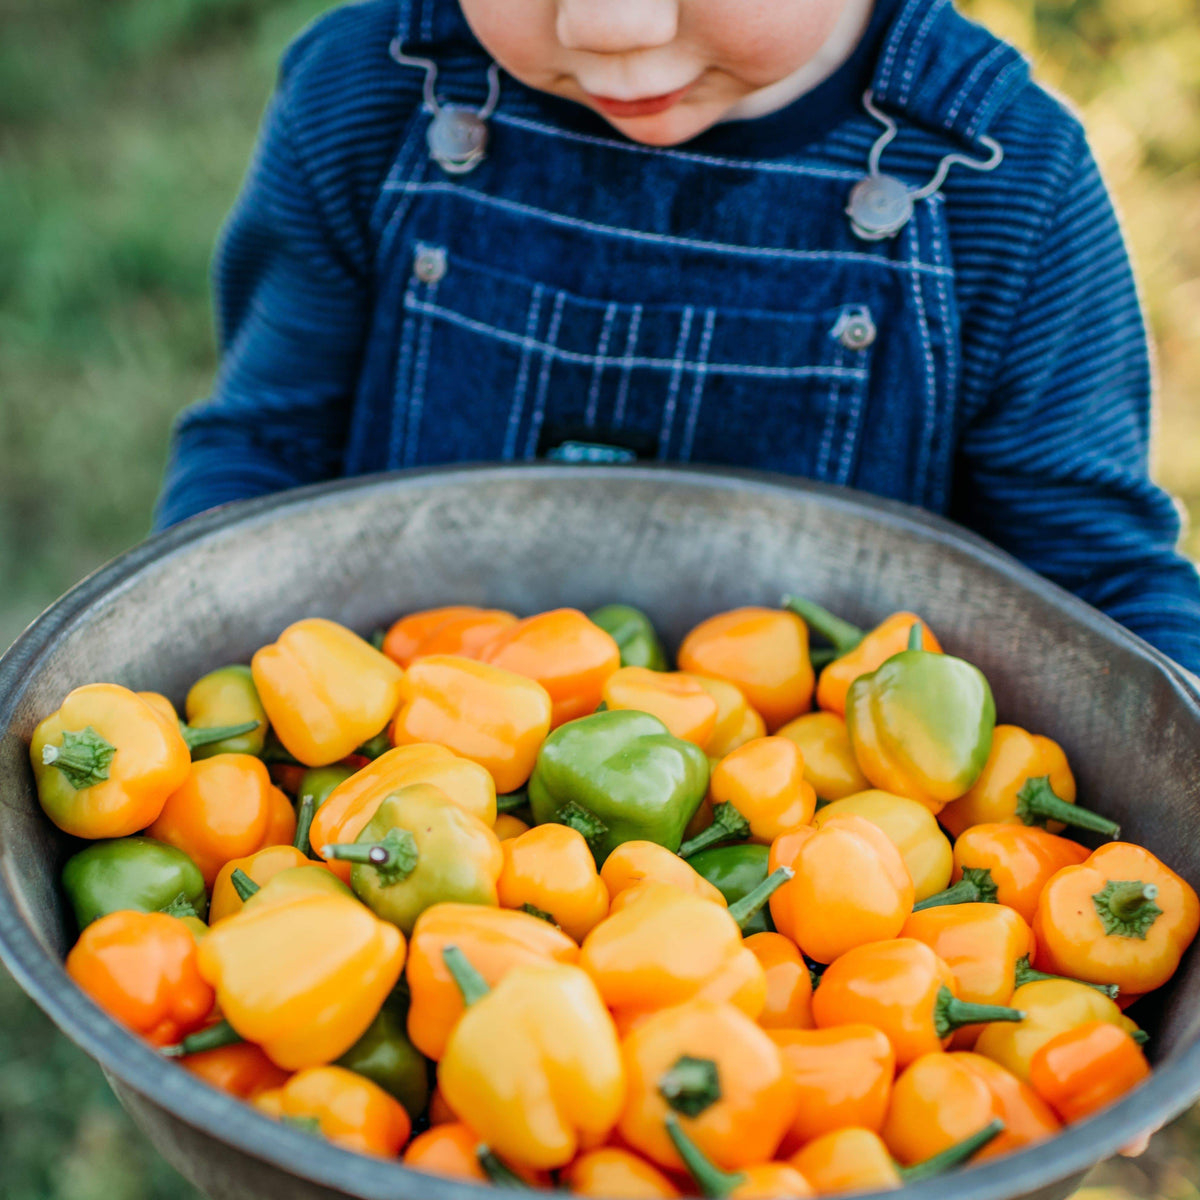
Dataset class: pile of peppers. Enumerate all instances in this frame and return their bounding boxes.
[29,597,1199,1198]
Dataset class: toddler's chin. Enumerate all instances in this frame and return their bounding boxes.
[593,100,731,147]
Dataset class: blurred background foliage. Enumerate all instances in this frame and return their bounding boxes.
[0,0,1197,1196]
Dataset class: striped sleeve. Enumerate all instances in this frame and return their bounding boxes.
[953,137,1200,674]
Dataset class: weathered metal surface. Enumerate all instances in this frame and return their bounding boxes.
[1,464,1198,1200]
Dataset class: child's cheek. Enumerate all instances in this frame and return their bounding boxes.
[458,0,564,89]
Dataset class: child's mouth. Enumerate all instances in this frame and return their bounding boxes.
[587,84,694,119]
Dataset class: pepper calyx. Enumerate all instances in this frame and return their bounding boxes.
[658,1055,722,1118]
[679,803,752,859]
[42,727,116,790]
[1015,776,1121,838]
[554,800,609,854]
[160,894,199,919]
[321,828,419,885]
[934,985,1025,1038]
[1092,880,1163,939]
[912,867,998,911]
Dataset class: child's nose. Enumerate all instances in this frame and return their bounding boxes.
[556,0,679,54]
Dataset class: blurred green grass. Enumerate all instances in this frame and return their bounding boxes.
[0,1,1198,1197]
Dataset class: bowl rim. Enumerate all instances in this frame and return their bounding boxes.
[2,462,1199,1200]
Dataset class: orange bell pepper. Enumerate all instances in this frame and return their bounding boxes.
[775,711,868,802]
[768,815,914,963]
[146,753,283,886]
[947,823,1090,923]
[1033,842,1200,994]
[406,904,578,1060]
[254,1065,410,1156]
[196,878,404,1070]
[600,841,727,907]
[182,1039,291,1098]
[404,1122,488,1182]
[685,676,766,760]
[31,683,191,839]
[664,1117,814,1199]
[952,1052,1061,1154]
[565,1147,682,1197]
[1028,1021,1151,1124]
[603,668,720,747]
[938,725,1118,840]
[429,1085,458,1126]
[677,608,813,732]
[479,608,620,728]
[813,939,1026,1069]
[383,606,518,667]
[390,655,553,793]
[251,618,404,767]
[744,933,813,1030]
[498,823,610,942]
[66,911,213,1046]
[309,743,497,881]
[769,1025,895,1147]
[494,813,530,841]
[619,999,798,1172]
[579,876,790,1029]
[901,904,1034,1046]
[783,598,942,717]
[438,953,625,1170]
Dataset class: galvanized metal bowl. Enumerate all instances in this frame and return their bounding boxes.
[2,465,1199,1200]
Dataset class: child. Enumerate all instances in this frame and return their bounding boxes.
[154,0,1200,675]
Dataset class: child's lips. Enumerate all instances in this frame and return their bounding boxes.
[586,83,694,119]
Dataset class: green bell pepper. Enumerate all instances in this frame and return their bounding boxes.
[528,710,709,863]
[685,844,776,936]
[296,765,355,811]
[62,836,208,929]
[185,664,268,759]
[321,784,500,934]
[588,604,668,671]
[336,990,430,1119]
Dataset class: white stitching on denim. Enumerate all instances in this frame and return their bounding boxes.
[388,297,421,468]
[420,0,432,45]
[503,285,545,460]
[379,114,436,250]
[944,44,1007,129]
[906,215,939,504]
[372,106,431,236]
[613,305,643,426]
[405,299,870,379]
[384,182,951,276]
[584,302,618,427]
[403,279,438,466]
[967,59,1026,139]
[876,0,923,93]
[924,196,957,509]
[490,112,863,181]
[524,290,567,457]
[899,0,951,106]
[836,349,868,487]
[657,306,695,459]
[816,342,845,481]
[679,308,717,462]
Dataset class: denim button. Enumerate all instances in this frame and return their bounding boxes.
[833,308,877,351]
[427,106,488,175]
[846,174,914,240]
[413,245,447,283]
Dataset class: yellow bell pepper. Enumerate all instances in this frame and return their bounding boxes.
[775,711,869,802]
[494,813,531,841]
[600,841,728,908]
[438,951,625,1170]
[602,668,720,747]
[685,676,765,760]
[251,618,404,767]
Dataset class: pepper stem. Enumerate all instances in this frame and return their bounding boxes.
[496,789,528,814]
[41,727,116,790]
[292,795,315,857]
[727,866,793,929]
[180,719,261,752]
[809,647,841,671]
[907,621,924,652]
[781,596,864,656]
[898,1120,1005,1182]
[912,867,999,911]
[476,1147,529,1189]
[354,731,392,760]
[1092,880,1163,939]
[554,801,609,855]
[658,1055,722,1118]
[442,944,491,1007]
[160,894,199,919]
[679,803,751,859]
[664,1114,744,1199]
[320,828,419,886]
[934,985,1025,1038]
[160,1020,243,1058]
[1013,955,1119,999]
[230,869,260,902]
[1015,777,1121,838]
[521,903,558,925]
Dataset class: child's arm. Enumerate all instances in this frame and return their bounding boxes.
[953,135,1200,675]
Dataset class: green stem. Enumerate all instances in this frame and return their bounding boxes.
[809,647,841,671]
[442,944,490,1007]
[907,622,924,651]
[41,727,116,790]
[554,801,609,854]
[679,803,751,859]
[354,731,391,760]
[934,986,1025,1038]
[727,866,793,929]
[781,596,864,656]
[180,720,260,752]
[320,828,418,885]
[369,628,387,652]
[161,894,199,919]
[521,903,557,925]
[658,1055,722,1118]
[898,1120,1005,1182]
[230,869,260,902]
[160,1020,243,1058]
[912,868,998,911]
[664,1115,743,1199]
[1015,777,1121,839]
[1013,955,1119,999]
[496,789,528,814]
[476,1147,530,1189]
[292,794,315,856]
[1092,880,1163,939]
